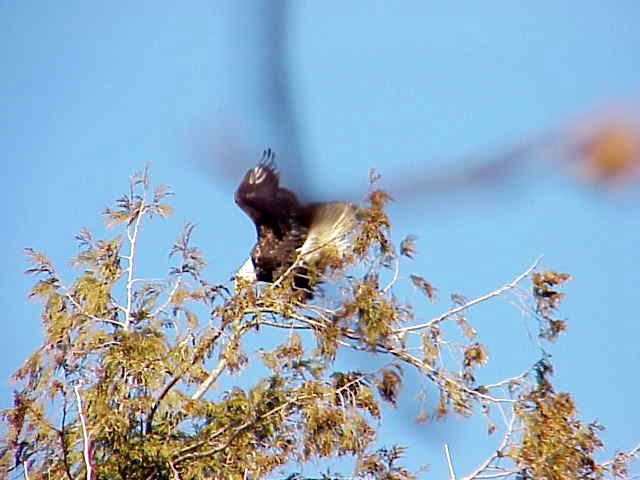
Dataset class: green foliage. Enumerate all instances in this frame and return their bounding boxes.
[2,168,637,479]
[511,358,605,480]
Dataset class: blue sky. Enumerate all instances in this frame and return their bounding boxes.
[2,2,639,477]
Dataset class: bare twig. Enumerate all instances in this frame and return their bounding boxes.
[147,330,224,431]
[73,385,94,480]
[151,277,183,318]
[600,441,640,473]
[627,442,640,459]
[269,254,304,291]
[253,298,520,407]
[191,358,228,401]
[249,307,327,330]
[257,319,311,330]
[380,344,516,404]
[382,257,401,293]
[62,287,125,329]
[481,372,529,391]
[270,224,354,291]
[395,257,542,335]
[191,319,254,400]
[471,470,520,479]
[460,412,517,480]
[444,444,457,480]
[169,460,182,480]
[228,286,523,413]
[191,301,329,402]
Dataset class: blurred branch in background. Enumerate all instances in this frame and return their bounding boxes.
[572,107,640,186]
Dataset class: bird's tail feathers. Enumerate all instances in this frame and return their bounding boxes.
[298,202,361,262]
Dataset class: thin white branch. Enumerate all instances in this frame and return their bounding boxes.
[62,288,125,329]
[627,442,640,460]
[22,460,30,480]
[460,412,517,480]
[130,277,165,283]
[190,307,322,401]
[395,257,541,334]
[269,253,305,290]
[473,470,519,479]
[192,314,262,401]
[191,358,228,401]
[444,443,457,480]
[388,348,516,404]
[382,257,400,293]
[270,227,351,291]
[259,319,311,330]
[169,460,182,480]
[124,199,146,331]
[301,303,338,316]
[481,371,529,391]
[247,307,327,330]
[73,385,94,480]
[151,277,182,318]
[600,441,640,469]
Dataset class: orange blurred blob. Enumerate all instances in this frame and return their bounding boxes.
[579,124,640,183]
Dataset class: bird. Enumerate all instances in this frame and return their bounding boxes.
[234,149,360,296]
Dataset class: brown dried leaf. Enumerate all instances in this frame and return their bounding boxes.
[400,235,417,259]
[410,274,436,302]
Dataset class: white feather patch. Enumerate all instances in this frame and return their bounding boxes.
[234,257,257,284]
[248,165,268,184]
[298,202,360,262]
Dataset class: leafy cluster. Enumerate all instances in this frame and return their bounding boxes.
[532,270,571,342]
[2,168,637,480]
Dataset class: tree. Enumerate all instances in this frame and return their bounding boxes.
[2,168,638,480]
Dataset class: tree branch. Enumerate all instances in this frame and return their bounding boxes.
[395,257,542,335]
[62,286,125,329]
[600,441,640,475]
[73,386,94,480]
[151,276,183,318]
[444,443,457,480]
[124,199,146,331]
[460,412,517,480]
[382,256,401,293]
[22,460,30,480]
[191,321,252,401]
[191,358,228,401]
[147,330,225,432]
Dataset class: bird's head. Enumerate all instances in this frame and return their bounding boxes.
[235,149,280,204]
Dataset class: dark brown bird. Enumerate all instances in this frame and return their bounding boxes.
[234,149,359,295]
